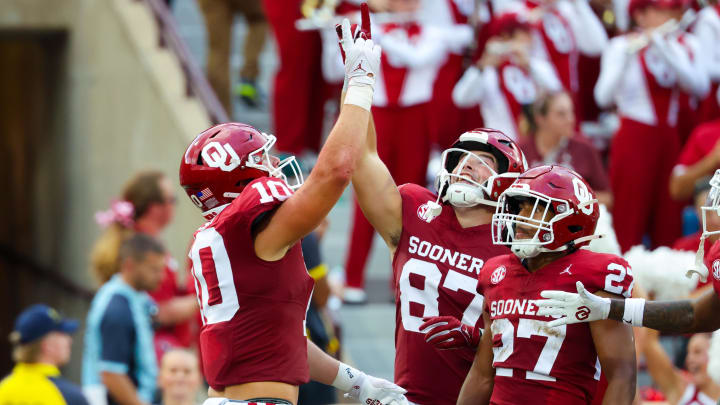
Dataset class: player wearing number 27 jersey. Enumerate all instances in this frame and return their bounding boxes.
[457,165,637,405]
[351,124,528,404]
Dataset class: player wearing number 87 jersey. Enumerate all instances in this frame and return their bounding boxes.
[457,165,637,405]
[179,15,409,405]
[351,124,527,404]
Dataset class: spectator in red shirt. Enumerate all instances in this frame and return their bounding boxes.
[520,90,612,207]
[90,171,198,362]
[669,119,720,201]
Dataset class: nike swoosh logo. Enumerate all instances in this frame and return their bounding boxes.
[622,318,632,324]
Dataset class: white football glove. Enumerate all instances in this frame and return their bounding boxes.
[333,363,408,405]
[347,373,409,405]
[340,18,381,89]
[535,281,611,328]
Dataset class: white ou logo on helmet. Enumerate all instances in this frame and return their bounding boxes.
[202,142,241,172]
[572,177,593,215]
[713,259,720,281]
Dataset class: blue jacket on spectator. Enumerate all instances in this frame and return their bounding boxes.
[82,274,158,404]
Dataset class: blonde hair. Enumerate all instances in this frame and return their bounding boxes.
[9,332,42,363]
[90,171,166,284]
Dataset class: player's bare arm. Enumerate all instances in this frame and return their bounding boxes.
[606,290,720,333]
[351,114,403,250]
[456,313,494,405]
[590,291,637,405]
[334,7,403,251]
[255,104,372,260]
[254,21,382,261]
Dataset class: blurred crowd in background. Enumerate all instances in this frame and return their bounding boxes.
[3,0,720,403]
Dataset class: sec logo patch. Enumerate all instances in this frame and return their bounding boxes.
[713,259,720,281]
[417,201,440,223]
[491,266,506,284]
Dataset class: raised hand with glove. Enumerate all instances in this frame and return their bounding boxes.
[338,18,380,111]
[335,2,373,63]
[420,316,482,350]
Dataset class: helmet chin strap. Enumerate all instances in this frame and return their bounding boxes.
[687,235,709,283]
[445,182,498,208]
[510,234,603,259]
[511,244,542,259]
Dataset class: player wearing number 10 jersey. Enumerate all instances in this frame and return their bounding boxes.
[457,165,637,405]
[351,125,528,404]
[178,19,409,405]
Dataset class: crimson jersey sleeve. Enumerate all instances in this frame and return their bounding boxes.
[576,251,635,299]
[217,177,292,230]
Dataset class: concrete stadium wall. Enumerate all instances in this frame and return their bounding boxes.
[0,0,211,379]
[1,0,210,285]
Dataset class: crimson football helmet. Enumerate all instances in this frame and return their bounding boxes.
[435,129,528,208]
[492,165,600,258]
[179,123,303,218]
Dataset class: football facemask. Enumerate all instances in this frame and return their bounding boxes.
[246,134,304,190]
[689,169,720,282]
[701,169,720,240]
[492,188,598,259]
[437,149,501,208]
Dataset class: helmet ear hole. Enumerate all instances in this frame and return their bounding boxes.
[568,225,582,234]
[197,155,204,165]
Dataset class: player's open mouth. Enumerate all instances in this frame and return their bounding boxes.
[456,174,476,185]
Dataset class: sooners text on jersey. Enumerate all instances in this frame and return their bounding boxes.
[188,177,314,391]
[393,184,510,405]
[478,249,634,405]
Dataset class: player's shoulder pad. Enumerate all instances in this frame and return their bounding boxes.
[574,249,634,298]
[478,254,515,286]
[222,176,293,225]
[398,183,436,203]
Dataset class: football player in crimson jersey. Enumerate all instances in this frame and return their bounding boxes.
[535,169,720,334]
[350,115,528,402]
[457,165,637,405]
[179,16,408,405]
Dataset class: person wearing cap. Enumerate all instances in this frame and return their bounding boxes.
[82,233,166,405]
[0,304,89,405]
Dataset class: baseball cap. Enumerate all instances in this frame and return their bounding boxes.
[11,304,79,344]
